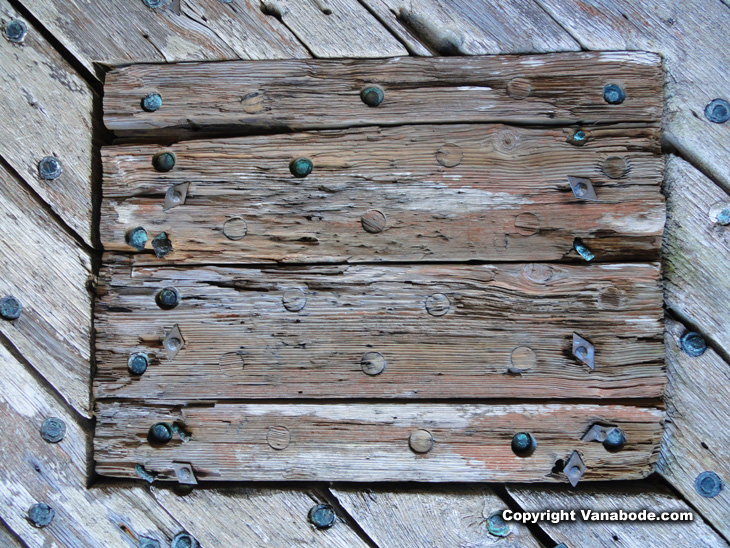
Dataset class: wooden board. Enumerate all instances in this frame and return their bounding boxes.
[95,401,663,482]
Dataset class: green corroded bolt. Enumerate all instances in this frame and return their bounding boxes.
[603,428,626,451]
[696,471,723,498]
[573,238,594,261]
[0,296,22,320]
[511,432,535,456]
[138,538,161,548]
[705,99,730,124]
[141,92,162,112]
[151,232,172,258]
[571,130,586,145]
[290,157,313,178]
[717,208,730,226]
[486,512,511,537]
[40,417,66,443]
[142,0,166,8]
[4,19,27,43]
[155,287,180,310]
[148,422,173,444]
[126,226,148,250]
[680,331,706,357]
[128,352,149,375]
[38,156,63,180]
[360,86,385,107]
[171,532,199,548]
[603,83,625,104]
[153,151,176,172]
[28,503,54,528]
[308,503,336,529]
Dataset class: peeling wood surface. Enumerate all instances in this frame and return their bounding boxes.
[508,483,729,548]
[101,124,664,265]
[0,0,95,246]
[331,485,543,547]
[103,51,663,137]
[95,402,663,482]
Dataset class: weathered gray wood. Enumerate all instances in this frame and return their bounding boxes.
[0,521,24,548]
[508,483,729,548]
[101,124,664,265]
[94,261,664,401]
[0,161,93,417]
[0,0,95,246]
[95,401,663,482]
[103,52,663,137]
[657,318,730,540]
[331,486,543,547]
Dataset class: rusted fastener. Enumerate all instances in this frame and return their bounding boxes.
[290,157,313,178]
[164,182,189,210]
[152,232,172,258]
[569,129,587,145]
[716,208,730,226]
[572,333,595,369]
[564,451,585,487]
[171,532,199,548]
[582,424,625,451]
[38,156,63,180]
[309,503,336,529]
[28,503,54,527]
[680,331,706,357]
[486,512,511,537]
[148,422,173,444]
[603,84,625,104]
[511,432,536,457]
[142,92,162,112]
[156,287,180,309]
[0,296,22,320]
[361,351,386,376]
[4,19,27,43]
[705,99,730,124]
[40,417,66,443]
[153,151,176,172]
[139,538,161,548]
[567,176,598,201]
[126,226,148,250]
[361,86,384,107]
[695,471,723,498]
[573,238,594,261]
[142,0,167,8]
[128,352,149,375]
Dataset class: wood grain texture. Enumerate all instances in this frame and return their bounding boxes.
[103,52,663,136]
[535,0,730,194]
[101,124,664,265]
[0,161,93,417]
[95,402,663,482]
[331,486,543,547]
[657,318,730,540]
[0,0,95,246]
[94,261,664,401]
[508,483,729,548]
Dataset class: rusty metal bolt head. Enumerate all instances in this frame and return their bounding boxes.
[511,432,535,456]
[290,157,313,178]
[128,352,149,375]
[148,422,173,444]
[142,0,166,8]
[603,428,625,451]
[156,287,180,310]
[4,19,27,43]
[126,226,148,250]
[717,208,730,226]
[141,92,162,112]
[486,512,510,537]
[151,232,173,258]
[40,417,66,443]
[695,471,723,498]
[0,296,22,320]
[171,532,199,548]
[570,130,586,145]
[603,84,625,104]
[38,156,63,180]
[153,151,176,172]
[705,99,730,124]
[28,503,54,527]
[360,86,384,107]
[308,503,336,529]
[138,538,161,548]
[680,331,706,357]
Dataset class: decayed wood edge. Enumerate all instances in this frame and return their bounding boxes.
[663,155,730,354]
[358,0,579,56]
[0,0,96,247]
[0,160,93,418]
[657,318,730,541]
[534,0,730,195]
[330,485,543,547]
[94,402,663,482]
[103,51,662,136]
[93,260,665,401]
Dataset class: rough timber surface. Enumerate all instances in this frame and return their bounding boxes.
[101,124,664,265]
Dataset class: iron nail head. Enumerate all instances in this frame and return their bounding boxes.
[0,295,22,320]
[142,92,162,112]
[603,83,625,104]
[680,331,706,357]
[28,503,54,528]
[40,417,66,443]
[38,156,63,180]
[4,19,27,43]
[360,86,384,107]
[309,503,336,529]
[695,471,723,498]
[705,99,730,124]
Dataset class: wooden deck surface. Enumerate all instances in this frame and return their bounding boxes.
[1,0,729,546]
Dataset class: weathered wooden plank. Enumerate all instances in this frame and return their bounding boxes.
[0,521,24,548]
[0,161,93,417]
[0,0,95,246]
[94,261,664,401]
[103,51,663,137]
[535,0,730,193]
[359,0,579,56]
[331,486,543,547]
[507,483,728,548]
[657,318,730,539]
[95,402,663,482]
[663,155,730,351]
[101,124,664,265]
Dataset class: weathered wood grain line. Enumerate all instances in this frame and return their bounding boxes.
[95,402,663,482]
[657,318,730,540]
[0,0,95,246]
[0,161,93,417]
[94,261,664,401]
[331,485,543,547]
[507,483,729,548]
[0,520,25,548]
[103,52,663,136]
[101,125,664,265]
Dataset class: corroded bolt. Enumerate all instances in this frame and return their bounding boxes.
[141,92,162,112]
[511,432,535,456]
[573,130,586,142]
[0,296,22,320]
[126,226,148,250]
[360,86,384,107]
[705,99,730,124]
[139,538,161,548]
[38,156,63,180]
[40,417,66,443]
[573,238,594,261]
[289,157,313,178]
[148,422,173,444]
[695,471,723,498]
[28,503,54,528]
[603,83,625,104]
[308,503,336,529]
[717,208,730,226]
[153,152,176,172]
[156,287,180,310]
[603,428,626,451]
[4,19,27,43]
[128,352,149,375]
[151,232,173,258]
[680,331,706,357]
[142,0,166,8]
[171,532,199,548]
[486,512,510,537]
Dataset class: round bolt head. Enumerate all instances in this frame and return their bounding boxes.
[142,0,166,8]
[139,538,161,548]
[361,209,386,233]
[141,92,162,112]
[152,151,176,172]
[282,288,307,312]
[425,293,451,316]
[126,226,148,250]
[4,19,27,43]
[0,295,22,320]
[166,337,182,352]
[717,208,730,226]
[156,287,180,310]
[40,417,66,443]
[603,83,625,104]
[409,429,434,454]
[695,471,723,498]
[38,156,63,180]
[148,422,173,444]
[486,512,511,537]
[511,432,535,456]
[360,86,384,107]
[128,352,149,375]
[308,503,336,529]
[361,351,387,376]
[28,503,54,528]
[603,428,626,451]
[171,532,199,548]
[290,157,313,178]
[705,99,730,124]
[572,130,586,142]
[680,331,706,357]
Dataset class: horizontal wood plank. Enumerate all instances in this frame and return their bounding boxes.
[95,402,663,482]
[103,52,662,137]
